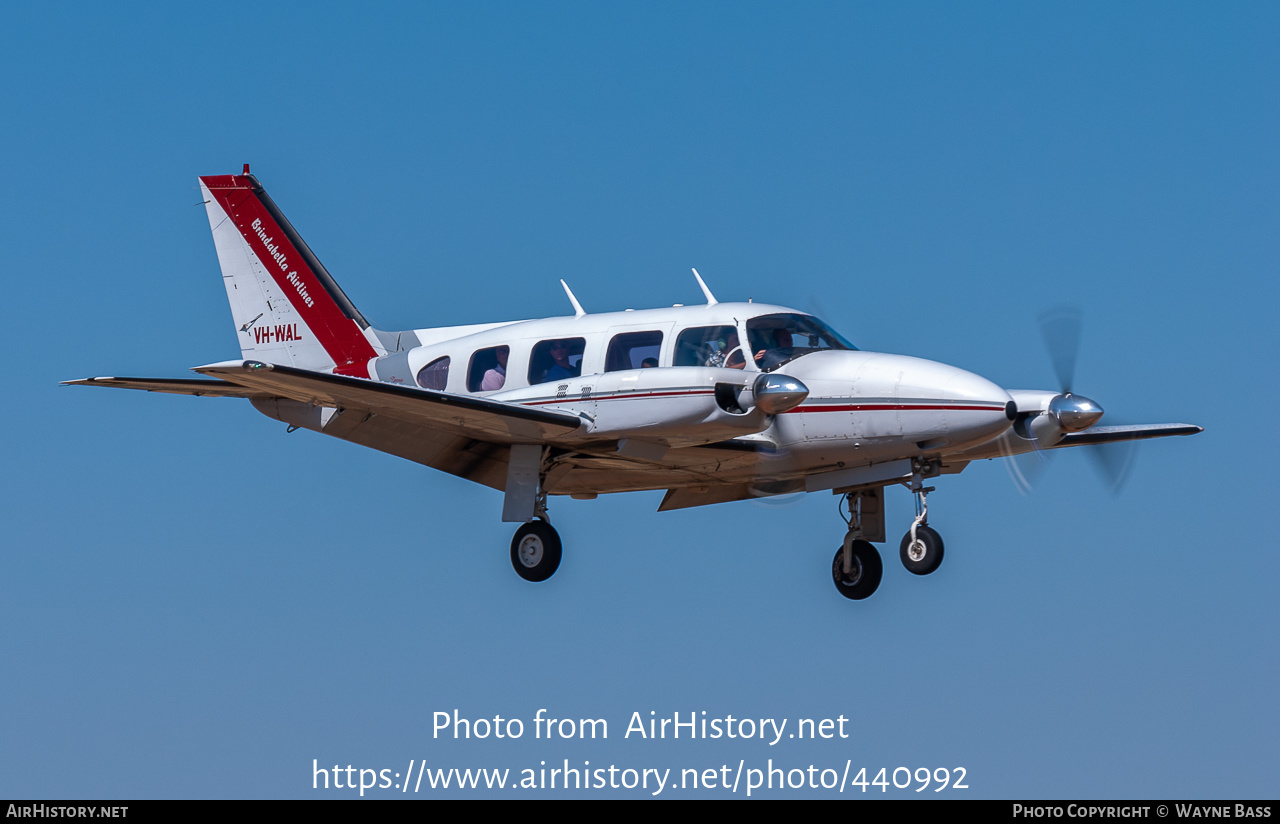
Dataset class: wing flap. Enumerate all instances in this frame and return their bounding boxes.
[252,397,513,490]
[196,360,583,443]
[658,484,758,511]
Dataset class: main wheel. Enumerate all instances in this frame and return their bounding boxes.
[831,539,883,600]
[900,524,944,576]
[510,520,562,582]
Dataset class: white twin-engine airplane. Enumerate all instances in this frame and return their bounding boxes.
[69,169,1202,600]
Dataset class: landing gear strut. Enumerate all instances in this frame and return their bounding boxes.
[900,462,944,576]
[505,450,563,582]
[832,491,883,600]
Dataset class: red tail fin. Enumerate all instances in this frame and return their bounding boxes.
[200,173,384,376]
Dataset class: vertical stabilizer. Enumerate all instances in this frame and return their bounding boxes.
[200,173,386,376]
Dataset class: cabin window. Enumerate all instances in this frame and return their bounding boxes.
[674,326,746,369]
[416,356,450,391]
[467,346,510,392]
[528,338,585,385]
[605,331,663,372]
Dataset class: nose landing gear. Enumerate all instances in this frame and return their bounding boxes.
[901,524,944,576]
[900,475,944,576]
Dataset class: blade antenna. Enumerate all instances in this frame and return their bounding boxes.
[692,268,718,306]
[560,279,586,318]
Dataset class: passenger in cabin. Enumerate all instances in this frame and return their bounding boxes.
[481,347,508,391]
[707,331,746,369]
[641,357,658,368]
[529,338,585,384]
[545,340,581,381]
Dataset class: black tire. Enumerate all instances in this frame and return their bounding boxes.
[899,525,944,576]
[510,520,562,582]
[831,540,883,600]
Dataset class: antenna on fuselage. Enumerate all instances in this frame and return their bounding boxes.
[691,268,718,306]
[560,279,586,318]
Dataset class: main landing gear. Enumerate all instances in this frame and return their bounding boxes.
[832,534,882,600]
[833,490,883,600]
[510,518,562,582]
[830,460,946,601]
[509,489,562,582]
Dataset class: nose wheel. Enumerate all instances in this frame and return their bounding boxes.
[510,519,562,582]
[900,524,944,575]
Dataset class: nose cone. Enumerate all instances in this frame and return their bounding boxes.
[938,366,1016,445]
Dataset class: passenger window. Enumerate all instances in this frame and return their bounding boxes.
[416,356,450,391]
[606,331,663,372]
[674,326,745,369]
[467,346,510,392]
[528,338,585,385]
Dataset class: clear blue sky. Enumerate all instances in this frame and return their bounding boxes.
[3,2,1275,798]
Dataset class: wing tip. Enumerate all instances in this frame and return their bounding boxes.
[62,377,117,386]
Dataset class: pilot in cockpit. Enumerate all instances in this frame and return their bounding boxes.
[753,328,792,367]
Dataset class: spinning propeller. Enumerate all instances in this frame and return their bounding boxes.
[1006,305,1137,495]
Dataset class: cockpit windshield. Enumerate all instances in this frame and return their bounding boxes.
[746,313,856,371]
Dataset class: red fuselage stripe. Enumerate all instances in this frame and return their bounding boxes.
[521,394,1001,412]
[787,403,1002,413]
[522,389,715,406]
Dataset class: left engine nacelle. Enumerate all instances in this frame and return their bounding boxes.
[1010,390,1104,447]
[493,367,808,448]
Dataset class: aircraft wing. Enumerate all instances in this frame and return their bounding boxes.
[69,360,583,442]
[1052,424,1204,446]
[66,360,780,498]
[202,361,777,497]
[67,360,587,491]
[945,422,1203,462]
